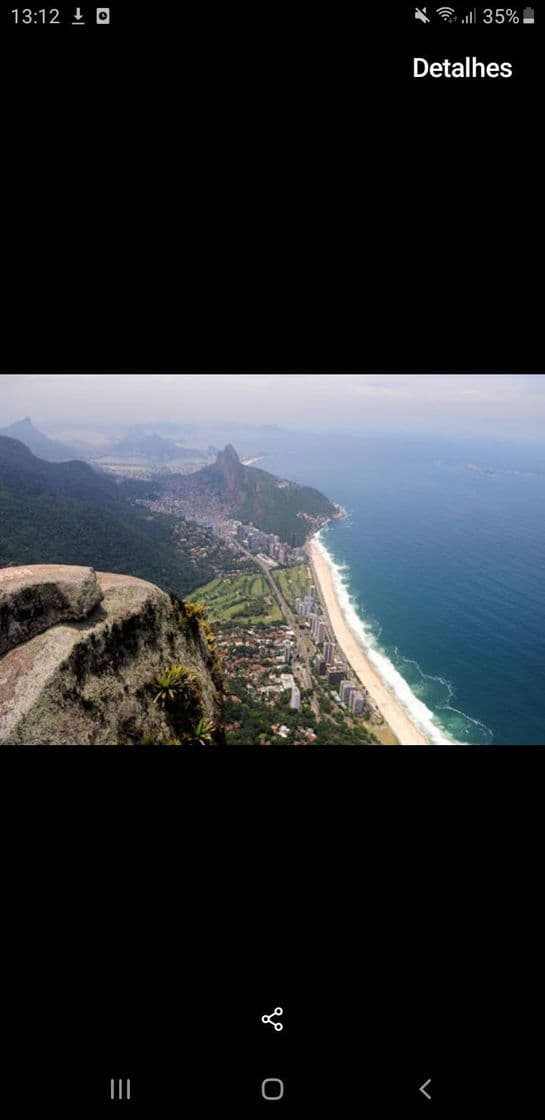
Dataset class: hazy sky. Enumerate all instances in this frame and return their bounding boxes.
[1,372,544,440]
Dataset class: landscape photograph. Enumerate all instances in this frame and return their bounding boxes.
[1,371,544,747]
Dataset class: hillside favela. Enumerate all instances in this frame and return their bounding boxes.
[2,372,545,747]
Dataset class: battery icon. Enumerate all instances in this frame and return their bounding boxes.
[523,7,535,22]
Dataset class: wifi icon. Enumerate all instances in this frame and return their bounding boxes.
[437,6,456,18]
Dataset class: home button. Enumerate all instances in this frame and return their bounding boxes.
[262,1078,284,1101]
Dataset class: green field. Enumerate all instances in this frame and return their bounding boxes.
[189,573,283,626]
[273,564,312,609]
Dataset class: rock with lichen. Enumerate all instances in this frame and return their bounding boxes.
[0,565,224,746]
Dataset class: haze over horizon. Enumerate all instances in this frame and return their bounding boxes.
[1,372,544,442]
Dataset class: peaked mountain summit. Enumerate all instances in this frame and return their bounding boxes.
[214,443,245,493]
[155,445,339,545]
[0,417,77,462]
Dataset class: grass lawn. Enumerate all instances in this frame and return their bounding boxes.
[273,564,312,609]
[189,573,283,626]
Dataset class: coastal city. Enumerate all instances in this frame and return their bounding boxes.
[1,407,406,746]
[224,520,307,566]
[133,473,388,745]
[103,442,387,744]
[189,519,389,746]
[5,372,541,752]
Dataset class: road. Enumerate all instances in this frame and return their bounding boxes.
[233,542,320,717]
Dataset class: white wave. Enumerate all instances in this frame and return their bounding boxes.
[393,647,456,704]
[442,706,494,742]
[394,650,494,744]
[314,532,463,746]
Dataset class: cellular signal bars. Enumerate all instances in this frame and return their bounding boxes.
[461,8,478,22]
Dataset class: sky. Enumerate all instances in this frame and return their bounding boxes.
[1,372,544,440]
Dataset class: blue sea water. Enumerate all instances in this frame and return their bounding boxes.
[254,431,545,746]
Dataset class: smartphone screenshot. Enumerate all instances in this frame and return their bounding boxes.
[1,5,542,1116]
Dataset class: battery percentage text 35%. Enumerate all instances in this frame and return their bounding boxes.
[483,8,520,21]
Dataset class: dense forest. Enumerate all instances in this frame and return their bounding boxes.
[0,436,227,597]
[234,464,335,544]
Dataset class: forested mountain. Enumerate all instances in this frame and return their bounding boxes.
[159,445,338,544]
[0,437,219,597]
[0,417,77,461]
[0,434,117,504]
[0,436,337,602]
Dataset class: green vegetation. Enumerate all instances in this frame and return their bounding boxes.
[0,435,235,599]
[188,573,283,627]
[192,717,216,746]
[224,677,379,746]
[235,464,336,545]
[225,679,305,745]
[314,717,379,745]
[153,665,195,708]
[159,445,338,547]
[149,663,220,746]
[152,717,217,748]
[184,601,206,620]
[273,564,312,609]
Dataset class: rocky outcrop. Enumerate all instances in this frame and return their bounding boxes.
[215,444,245,495]
[0,565,224,746]
[159,445,337,546]
[0,564,103,658]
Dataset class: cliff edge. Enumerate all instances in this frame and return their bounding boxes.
[0,564,224,746]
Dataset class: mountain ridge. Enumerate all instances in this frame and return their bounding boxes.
[0,417,78,461]
[111,429,208,462]
[0,436,219,597]
[158,444,338,544]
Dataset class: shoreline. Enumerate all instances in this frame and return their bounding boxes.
[306,537,430,747]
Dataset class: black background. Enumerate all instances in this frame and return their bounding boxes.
[0,2,541,368]
[2,747,543,1112]
[1,2,543,1113]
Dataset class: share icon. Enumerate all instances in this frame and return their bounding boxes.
[261,1007,284,1031]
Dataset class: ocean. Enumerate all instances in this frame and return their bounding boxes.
[253,430,545,746]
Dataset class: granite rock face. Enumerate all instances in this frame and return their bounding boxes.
[215,443,245,494]
[0,565,103,658]
[0,566,224,746]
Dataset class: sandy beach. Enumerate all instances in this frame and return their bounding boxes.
[307,539,429,746]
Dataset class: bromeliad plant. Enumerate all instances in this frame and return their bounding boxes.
[152,664,218,745]
[184,601,206,621]
[153,665,195,709]
[191,717,216,746]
